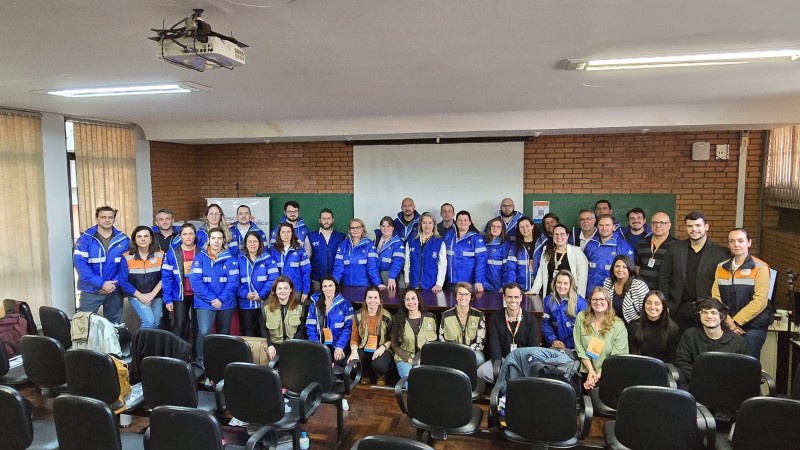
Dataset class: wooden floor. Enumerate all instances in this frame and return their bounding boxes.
[19,382,608,449]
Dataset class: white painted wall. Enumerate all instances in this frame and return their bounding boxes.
[135,126,153,226]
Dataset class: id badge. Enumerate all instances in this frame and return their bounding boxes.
[365,335,378,353]
[647,258,656,268]
[322,328,333,345]
[586,336,605,359]
[510,343,518,351]
[183,261,192,276]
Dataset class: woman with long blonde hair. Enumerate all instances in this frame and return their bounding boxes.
[541,270,587,349]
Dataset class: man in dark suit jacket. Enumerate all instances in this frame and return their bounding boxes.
[658,211,729,333]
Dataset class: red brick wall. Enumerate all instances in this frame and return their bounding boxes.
[524,131,767,246]
[149,141,200,222]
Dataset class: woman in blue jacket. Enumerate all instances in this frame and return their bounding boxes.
[237,231,279,337]
[483,217,510,292]
[189,227,239,365]
[162,223,199,342]
[505,216,539,293]
[196,203,232,249]
[268,223,311,303]
[404,212,447,292]
[375,216,405,290]
[118,226,164,329]
[332,218,382,288]
[306,275,355,366]
[542,269,587,349]
[444,210,488,292]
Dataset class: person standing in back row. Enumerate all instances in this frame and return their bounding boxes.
[308,208,346,292]
[393,197,420,243]
[658,211,729,333]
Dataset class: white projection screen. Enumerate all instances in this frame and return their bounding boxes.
[353,143,524,236]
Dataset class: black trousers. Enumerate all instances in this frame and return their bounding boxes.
[239,307,267,337]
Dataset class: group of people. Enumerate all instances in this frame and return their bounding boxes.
[73,196,773,391]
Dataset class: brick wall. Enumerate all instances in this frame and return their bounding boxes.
[149,141,200,221]
[524,131,766,246]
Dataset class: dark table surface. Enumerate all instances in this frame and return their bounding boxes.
[339,285,542,313]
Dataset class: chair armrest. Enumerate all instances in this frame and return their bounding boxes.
[214,380,226,413]
[697,403,716,450]
[245,424,277,450]
[761,371,777,396]
[143,427,151,450]
[342,358,362,394]
[298,381,323,422]
[488,384,502,427]
[394,377,409,416]
[268,353,279,369]
[579,394,593,439]
[666,363,681,387]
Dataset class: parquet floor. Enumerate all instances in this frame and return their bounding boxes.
[19,382,608,449]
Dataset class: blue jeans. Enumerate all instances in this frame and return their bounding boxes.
[195,307,235,365]
[129,297,163,329]
[79,291,123,324]
[743,327,768,360]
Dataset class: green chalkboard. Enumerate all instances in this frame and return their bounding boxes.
[522,194,676,231]
[256,193,354,234]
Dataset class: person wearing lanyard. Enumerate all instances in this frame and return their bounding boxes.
[477,282,540,384]
[375,216,406,290]
[390,289,438,383]
[634,212,676,290]
[542,270,588,350]
[505,216,540,293]
[602,255,649,324]
[532,223,589,299]
[263,276,307,361]
[439,282,486,366]
[237,231,279,337]
[348,286,394,386]
[574,287,629,391]
[306,276,354,366]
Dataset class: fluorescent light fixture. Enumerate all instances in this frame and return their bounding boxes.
[565,49,800,71]
[42,82,210,97]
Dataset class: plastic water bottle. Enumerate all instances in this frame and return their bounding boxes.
[299,431,310,449]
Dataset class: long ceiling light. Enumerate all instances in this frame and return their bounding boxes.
[42,82,210,97]
[564,49,800,71]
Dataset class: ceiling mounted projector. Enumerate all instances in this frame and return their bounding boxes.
[149,9,247,72]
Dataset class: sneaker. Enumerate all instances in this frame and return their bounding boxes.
[376,375,386,386]
[342,399,350,411]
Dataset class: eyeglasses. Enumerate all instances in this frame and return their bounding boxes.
[456,292,471,297]
[285,209,299,214]
[590,298,607,303]
[652,221,670,226]
[553,233,568,237]
[349,226,362,230]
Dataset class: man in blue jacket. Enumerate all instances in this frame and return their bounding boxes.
[270,201,310,250]
[73,206,130,324]
[229,205,268,258]
[585,215,634,292]
[393,197,420,242]
[308,208,346,292]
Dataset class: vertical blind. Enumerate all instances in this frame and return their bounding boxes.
[0,112,52,308]
[766,126,800,210]
[72,121,138,235]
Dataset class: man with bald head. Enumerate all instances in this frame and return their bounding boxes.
[393,197,420,242]
[634,211,676,290]
[485,198,524,242]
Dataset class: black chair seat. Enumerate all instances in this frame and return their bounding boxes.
[20,335,67,397]
[0,363,28,386]
[352,435,435,450]
[410,404,483,437]
[197,390,218,413]
[419,341,485,401]
[503,428,579,448]
[147,405,276,450]
[714,397,800,450]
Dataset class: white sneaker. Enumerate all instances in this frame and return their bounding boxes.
[342,399,350,411]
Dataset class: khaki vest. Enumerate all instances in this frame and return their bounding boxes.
[264,303,304,344]
[394,313,437,362]
[353,308,393,349]
[440,307,483,345]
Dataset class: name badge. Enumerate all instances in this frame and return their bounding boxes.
[365,335,378,353]
[586,336,605,359]
[183,261,193,276]
[322,328,333,345]
[647,258,656,268]
[741,269,751,275]
[510,343,517,351]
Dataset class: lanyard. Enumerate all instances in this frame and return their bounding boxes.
[457,312,469,345]
[505,309,522,342]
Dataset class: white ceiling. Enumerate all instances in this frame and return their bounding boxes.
[3,0,800,143]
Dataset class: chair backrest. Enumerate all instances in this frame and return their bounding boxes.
[20,335,66,389]
[130,328,192,384]
[505,377,577,443]
[406,365,474,429]
[0,385,33,450]
[0,337,11,377]
[65,349,120,405]
[792,360,800,401]
[419,341,479,389]
[142,356,198,408]
[278,339,336,393]
[353,435,434,450]
[731,397,800,449]
[39,306,72,350]
[53,394,123,450]
[614,386,698,450]
[598,354,671,409]
[202,334,252,383]
[149,405,224,450]
[224,362,285,425]
[689,351,761,411]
